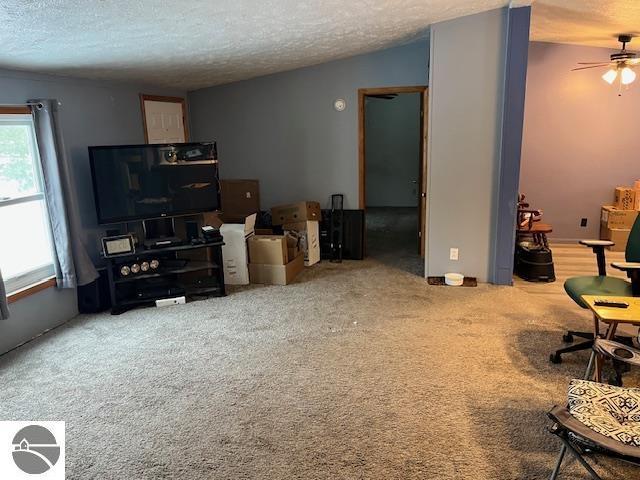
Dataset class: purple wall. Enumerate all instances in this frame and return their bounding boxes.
[520,41,640,240]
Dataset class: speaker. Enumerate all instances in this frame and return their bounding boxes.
[319,209,364,260]
[185,220,200,242]
[343,210,365,260]
[77,268,111,313]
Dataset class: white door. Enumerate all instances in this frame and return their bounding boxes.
[143,99,186,143]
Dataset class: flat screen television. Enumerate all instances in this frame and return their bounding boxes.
[89,142,220,225]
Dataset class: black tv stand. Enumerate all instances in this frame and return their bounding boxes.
[103,240,225,315]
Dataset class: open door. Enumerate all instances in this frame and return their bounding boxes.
[358,86,429,261]
[418,89,428,258]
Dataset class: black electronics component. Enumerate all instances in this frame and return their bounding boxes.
[342,210,365,260]
[185,220,200,242]
[88,142,220,224]
[77,268,111,313]
[330,194,344,263]
[320,209,364,261]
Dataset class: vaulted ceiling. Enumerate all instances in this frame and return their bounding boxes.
[0,1,637,90]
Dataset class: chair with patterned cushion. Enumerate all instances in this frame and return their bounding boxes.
[550,214,640,364]
[548,338,640,479]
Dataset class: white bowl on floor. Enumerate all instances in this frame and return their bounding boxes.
[444,273,464,286]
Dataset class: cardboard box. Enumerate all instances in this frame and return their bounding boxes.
[204,212,256,285]
[271,201,321,225]
[600,225,631,252]
[248,235,288,265]
[249,253,304,285]
[614,187,638,210]
[286,234,300,261]
[601,205,638,230]
[220,179,260,217]
[283,220,320,266]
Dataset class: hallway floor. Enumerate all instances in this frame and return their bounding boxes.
[365,206,424,277]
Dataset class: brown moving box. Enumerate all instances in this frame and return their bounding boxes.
[271,201,321,225]
[220,180,260,217]
[614,187,638,210]
[248,235,288,265]
[601,205,639,229]
[286,235,300,261]
[283,221,320,266]
[600,225,631,252]
[249,253,304,285]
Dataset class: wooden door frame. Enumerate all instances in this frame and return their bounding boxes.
[139,94,189,143]
[358,86,429,256]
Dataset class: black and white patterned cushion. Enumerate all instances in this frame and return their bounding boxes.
[568,379,640,447]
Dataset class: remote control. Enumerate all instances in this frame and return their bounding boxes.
[594,299,629,308]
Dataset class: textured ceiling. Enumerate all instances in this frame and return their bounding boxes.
[1,1,637,90]
[531,0,640,50]
[0,0,510,90]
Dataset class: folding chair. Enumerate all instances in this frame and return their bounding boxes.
[548,338,640,479]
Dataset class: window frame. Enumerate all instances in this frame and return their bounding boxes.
[0,107,56,295]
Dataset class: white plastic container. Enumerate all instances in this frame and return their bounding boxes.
[444,273,464,286]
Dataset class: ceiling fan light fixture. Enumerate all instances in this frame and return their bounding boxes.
[602,68,618,84]
[621,66,636,85]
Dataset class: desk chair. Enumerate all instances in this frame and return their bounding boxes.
[548,339,640,480]
[550,215,640,364]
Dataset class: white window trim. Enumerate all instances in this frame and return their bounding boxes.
[0,112,56,294]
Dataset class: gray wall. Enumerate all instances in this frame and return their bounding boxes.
[0,68,184,354]
[188,40,429,210]
[521,42,640,240]
[426,8,507,282]
[365,93,421,207]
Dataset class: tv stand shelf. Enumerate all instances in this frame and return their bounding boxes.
[104,240,225,315]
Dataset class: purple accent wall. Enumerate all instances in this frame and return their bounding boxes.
[520,41,640,241]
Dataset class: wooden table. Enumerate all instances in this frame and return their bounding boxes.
[581,295,640,381]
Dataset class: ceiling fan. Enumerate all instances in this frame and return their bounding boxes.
[572,34,640,88]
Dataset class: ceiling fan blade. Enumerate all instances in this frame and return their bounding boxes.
[577,62,611,64]
[626,59,640,65]
[571,64,610,71]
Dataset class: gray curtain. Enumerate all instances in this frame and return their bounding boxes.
[30,99,99,288]
[0,268,8,320]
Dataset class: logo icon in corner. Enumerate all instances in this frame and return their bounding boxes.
[11,425,60,474]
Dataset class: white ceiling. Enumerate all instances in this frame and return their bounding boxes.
[0,0,508,90]
[0,0,638,91]
[532,0,640,50]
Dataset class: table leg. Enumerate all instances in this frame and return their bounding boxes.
[594,321,619,382]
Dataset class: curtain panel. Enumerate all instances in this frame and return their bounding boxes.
[30,99,98,288]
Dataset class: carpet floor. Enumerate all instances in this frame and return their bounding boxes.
[0,259,637,479]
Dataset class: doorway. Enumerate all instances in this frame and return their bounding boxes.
[358,86,428,276]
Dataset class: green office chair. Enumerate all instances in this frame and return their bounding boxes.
[549,214,640,364]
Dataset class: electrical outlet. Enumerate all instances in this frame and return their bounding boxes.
[450,248,459,261]
[580,218,588,227]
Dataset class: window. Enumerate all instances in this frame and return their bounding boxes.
[0,110,55,293]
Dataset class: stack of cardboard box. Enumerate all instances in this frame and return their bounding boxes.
[204,181,324,286]
[271,201,321,267]
[601,183,640,251]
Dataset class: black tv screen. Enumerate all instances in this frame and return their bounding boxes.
[89,142,220,224]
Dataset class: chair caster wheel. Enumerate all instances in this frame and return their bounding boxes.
[550,353,562,364]
[562,333,574,343]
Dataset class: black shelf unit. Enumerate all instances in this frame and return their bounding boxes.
[104,240,225,315]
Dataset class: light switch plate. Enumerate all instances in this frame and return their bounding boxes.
[450,248,459,261]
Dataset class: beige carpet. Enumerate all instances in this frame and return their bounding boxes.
[0,259,637,479]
